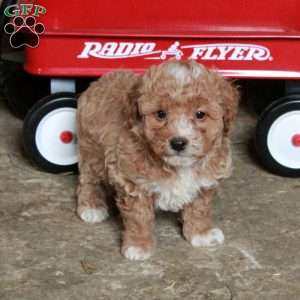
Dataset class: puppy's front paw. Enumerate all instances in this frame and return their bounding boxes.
[78,207,109,224]
[122,246,152,261]
[190,228,224,247]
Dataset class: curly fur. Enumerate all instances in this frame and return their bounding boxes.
[77,60,239,260]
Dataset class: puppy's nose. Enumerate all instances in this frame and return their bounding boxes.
[170,137,188,152]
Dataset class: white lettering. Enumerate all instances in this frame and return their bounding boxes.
[217,46,235,60]
[78,42,272,62]
[115,43,134,56]
[202,47,218,60]
[252,47,271,61]
[141,43,156,53]
[99,42,118,56]
[131,43,145,55]
[186,43,271,61]
[228,46,249,60]
[189,47,206,60]
[77,42,102,58]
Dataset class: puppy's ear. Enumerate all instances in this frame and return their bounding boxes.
[128,77,143,124]
[219,78,239,136]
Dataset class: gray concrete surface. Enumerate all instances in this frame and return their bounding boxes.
[0,98,300,300]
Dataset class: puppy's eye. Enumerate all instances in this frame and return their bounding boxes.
[156,110,167,120]
[195,111,206,120]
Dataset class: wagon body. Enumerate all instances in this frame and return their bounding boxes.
[24,0,300,79]
[8,0,300,176]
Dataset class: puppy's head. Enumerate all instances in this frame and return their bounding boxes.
[136,60,239,167]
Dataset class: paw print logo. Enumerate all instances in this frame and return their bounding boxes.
[4,16,45,48]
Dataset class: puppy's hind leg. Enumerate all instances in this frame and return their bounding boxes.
[77,149,109,224]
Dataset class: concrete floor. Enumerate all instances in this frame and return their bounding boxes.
[0,98,300,300]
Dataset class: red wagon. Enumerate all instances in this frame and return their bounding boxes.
[2,0,300,176]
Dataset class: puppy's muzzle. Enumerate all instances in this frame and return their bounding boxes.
[170,137,188,152]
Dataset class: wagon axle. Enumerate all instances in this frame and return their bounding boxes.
[60,131,75,144]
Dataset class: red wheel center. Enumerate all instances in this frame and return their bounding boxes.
[60,131,73,144]
[291,134,300,147]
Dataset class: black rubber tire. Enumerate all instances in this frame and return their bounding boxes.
[255,95,300,177]
[23,92,78,173]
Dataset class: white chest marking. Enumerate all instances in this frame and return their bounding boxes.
[142,168,216,212]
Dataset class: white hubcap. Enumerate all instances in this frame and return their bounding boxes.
[267,111,300,169]
[35,107,77,166]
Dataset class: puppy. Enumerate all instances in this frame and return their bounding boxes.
[77,60,239,260]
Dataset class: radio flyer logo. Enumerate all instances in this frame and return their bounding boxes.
[159,42,183,60]
[3,3,46,48]
[78,41,273,62]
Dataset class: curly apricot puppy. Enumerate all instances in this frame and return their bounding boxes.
[77,60,239,260]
